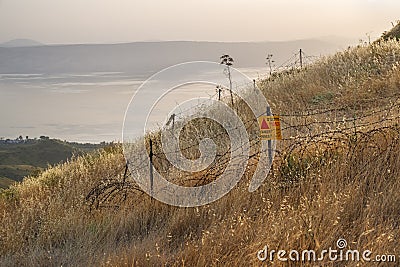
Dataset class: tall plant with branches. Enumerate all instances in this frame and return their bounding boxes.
[220,54,234,107]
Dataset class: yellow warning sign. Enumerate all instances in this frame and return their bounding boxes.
[258,115,282,140]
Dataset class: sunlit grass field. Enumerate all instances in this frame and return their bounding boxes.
[0,36,400,266]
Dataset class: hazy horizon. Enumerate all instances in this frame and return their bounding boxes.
[0,36,358,46]
[0,0,399,44]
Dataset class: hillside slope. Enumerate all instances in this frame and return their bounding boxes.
[0,139,106,188]
[382,21,400,40]
[0,40,399,266]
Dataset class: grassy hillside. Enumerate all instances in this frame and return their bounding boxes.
[0,39,399,266]
[382,21,400,41]
[0,139,106,188]
[0,177,14,189]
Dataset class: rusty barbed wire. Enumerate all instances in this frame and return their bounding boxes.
[86,93,400,209]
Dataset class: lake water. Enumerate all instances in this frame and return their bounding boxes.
[0,67,266,143]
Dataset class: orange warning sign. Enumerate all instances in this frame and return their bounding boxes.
[258,115,282,140]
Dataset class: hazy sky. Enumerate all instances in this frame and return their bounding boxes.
[0,0,399,44]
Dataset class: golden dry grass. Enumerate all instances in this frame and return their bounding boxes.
[0,40,400,266]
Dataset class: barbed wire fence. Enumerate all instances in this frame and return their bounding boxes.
[86,87,400,210]
[86,50,400,209]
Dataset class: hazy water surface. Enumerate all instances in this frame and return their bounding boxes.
[0,68,265,143]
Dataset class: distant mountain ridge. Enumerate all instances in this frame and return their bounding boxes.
[0,38,43,48]
[0,39,353,75]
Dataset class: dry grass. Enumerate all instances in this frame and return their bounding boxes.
[0,40,400,266]
[382,21,400,41]
[262,39,400,114]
